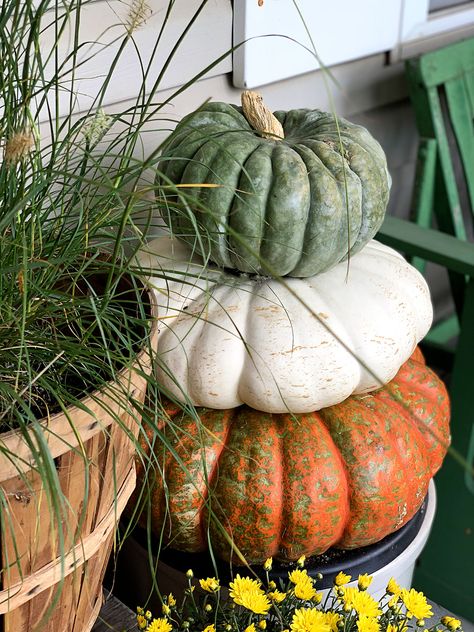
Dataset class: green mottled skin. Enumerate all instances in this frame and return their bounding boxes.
[136,350,450,563]
[156,103,391,277]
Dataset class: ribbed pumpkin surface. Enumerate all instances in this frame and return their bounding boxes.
[140,237,432,413]
[157,102,391,277]
[137,350,450,563]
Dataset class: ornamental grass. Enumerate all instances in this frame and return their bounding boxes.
[136,559,463,632]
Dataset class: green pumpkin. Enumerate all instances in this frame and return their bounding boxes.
[156,92,391,277]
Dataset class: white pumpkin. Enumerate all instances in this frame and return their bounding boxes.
[138,236,432,413]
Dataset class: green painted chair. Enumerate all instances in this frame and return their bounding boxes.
[377,37,474,619]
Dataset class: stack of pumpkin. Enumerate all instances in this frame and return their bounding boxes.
[136,92,450,568]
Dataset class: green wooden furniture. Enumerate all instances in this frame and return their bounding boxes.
[377,37,474,619]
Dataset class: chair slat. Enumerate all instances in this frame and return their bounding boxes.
[465,72,474,116]
[417,38,474,88]
[411,138,437,273]
[427,86,467,239]
[378,216,474,276]
[444,76,474,214]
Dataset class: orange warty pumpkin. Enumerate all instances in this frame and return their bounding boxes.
[138,350,450,563]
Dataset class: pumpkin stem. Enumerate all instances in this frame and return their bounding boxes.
[241,91,284,140]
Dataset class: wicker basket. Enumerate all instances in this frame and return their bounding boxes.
[0,307,158,632]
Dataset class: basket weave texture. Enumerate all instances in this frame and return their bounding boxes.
[0,315,158,632]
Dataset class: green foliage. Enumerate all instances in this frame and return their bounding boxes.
[0,1,229,622]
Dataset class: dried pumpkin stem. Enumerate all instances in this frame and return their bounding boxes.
[241,90,284,140]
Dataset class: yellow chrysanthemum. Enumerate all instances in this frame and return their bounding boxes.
[229,576,270,614]
[334,572,352,586]
[324,612,341,632]
[230,575,263,596]
[290,608,331,632]
[358,574,373,591]
[400,588,433,620]
[294,579,317,601]
[264,558,273,571]
[386,578,402,596]
[269,590,287,603]
[357,616,380,632]
[203,626,215,632]
[289,569,311,584]
[387,624,406,632]
[137,615,147,630]
[312,592,323,605]
[200,577,220,592]
[441,617,462,631]
[297,555,307,567]
[342,587,381,618]
[162,604,171,616]
[245,625,257,632]
[168,594,176,607]
[146,618,173,632]
[259,621,267,629]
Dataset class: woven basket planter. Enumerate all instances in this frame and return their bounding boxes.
[0,298,158,632]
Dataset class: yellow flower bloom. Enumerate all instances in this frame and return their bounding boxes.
[245,625,257,632]
[259,621,267,629]
[441,617,462,631]
[357,616,380,632]
[358,574,373,591]
[400,589,433,620]
[386,578,401,596]
[297,555,306,567]
[387,624,402,632]
[312,592,323,605]
[342,587,381,618]
[203,626,215,632]
[146,618,173,632]
[264,558,273,571]
[289,569,312,585]
[162,604,171,616]
[268,581,277,590]
[168,594,176,607]
[291,608,331,632]
[324,612,341,632]
[269,590,287,603]
[334,572,352,586]
[137,615,147,630]
[200,577,220,592]
[230,575,262,595]
[294,579,317,601]
[229,575,270,614]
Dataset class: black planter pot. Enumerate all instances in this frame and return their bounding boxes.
[108,483,435,610]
